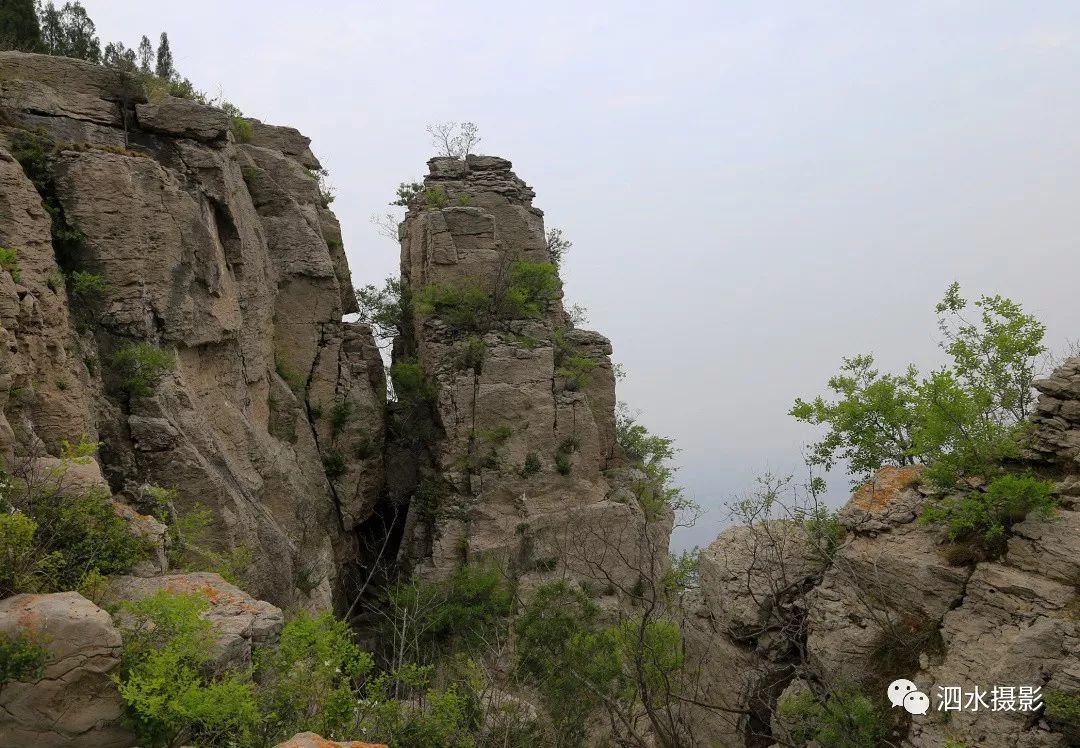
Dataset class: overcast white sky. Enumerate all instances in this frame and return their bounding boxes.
[90,1,1080,550]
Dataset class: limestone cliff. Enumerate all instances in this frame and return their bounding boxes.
[686,358,1080,747]
[0,50,384,612]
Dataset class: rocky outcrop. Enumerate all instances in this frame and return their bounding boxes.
[0,50,382,610]
[0,592,133,748]
[389,155,670,601]
[688,362,1080,747]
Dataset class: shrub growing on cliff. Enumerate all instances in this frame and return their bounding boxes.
[0,247,21,283]
[68,270,106,300]
[111,343,176,397]
[920,473,1056,554]
[556,354,597,391]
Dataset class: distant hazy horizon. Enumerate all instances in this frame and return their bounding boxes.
[90,1,1080,550]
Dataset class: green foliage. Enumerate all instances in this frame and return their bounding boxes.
[501,261,561,318]
[308,167,335,207]
[115,590,258,748]
[330,399,354,437]
[379,565,512,664]
[153,31,175,78]
[790,354,920,480]
[1045,690,1080,730]
[0,454,147,595]
[515,581,686,748]
[359,670,477,748]
[392,181,424,207]
[479,426,513,444]
[546,227,572,269]
[920,474,1056,553]
[46,266,63,292]
[322,451,347,480]
[521,452,542,477]
[554,436,578,476]
[110,343,176,397]
[231,116,253,143]
[458,334,487,374]
[68,270,107,300]
[416,260,560,337]
[0,0,42,52]
[0,247,21,283]
[791,284,1046,490]
[424,185,450,209]
[37,1,100,62]
[666,548,700,593]
[356,276,413,342]
[616,406,697,516]
[417,282,492,334]
[390,360,437,405]
[556,354,596,391]
[0,510,61,596]
[0,631,46,691]
[777,688,884,748]
[153,494,251,588]
[514,581,600,746]
[254,611,374,743]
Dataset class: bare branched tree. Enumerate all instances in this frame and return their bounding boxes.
[426,121,482,159]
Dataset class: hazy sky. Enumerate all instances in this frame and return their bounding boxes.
[90,1,1080,550]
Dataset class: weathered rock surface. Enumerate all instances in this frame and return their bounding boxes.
[272,733,387,748]
[0,592,133,748]
[0,50,383,610]
[391,156,669,601]
[688,362,1080,747]
[105,572,284,671]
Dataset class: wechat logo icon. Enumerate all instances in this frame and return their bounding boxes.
[888,679,930,716]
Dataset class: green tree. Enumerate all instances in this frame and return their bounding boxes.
[0,0,41,51]
[37,2,100,62]
[102,41,136,71]
[790,283,1047,489]
[137,33,153,73]
[154,31,174,79]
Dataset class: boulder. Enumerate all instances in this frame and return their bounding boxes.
[273,733,387,748]
[0,592,133,748]
[105,572,284,671]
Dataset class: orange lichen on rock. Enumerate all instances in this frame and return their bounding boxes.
[271,732,388,748]
[850,464,923,512]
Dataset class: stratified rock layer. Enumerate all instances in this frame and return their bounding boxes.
[392,156,669,601]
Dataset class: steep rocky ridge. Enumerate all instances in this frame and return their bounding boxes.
[687,359,1080,747]
[0,50,383,611]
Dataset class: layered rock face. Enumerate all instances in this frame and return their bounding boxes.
[688,360,1080,747]
[0,51,384,611]
[391,156,669,598]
